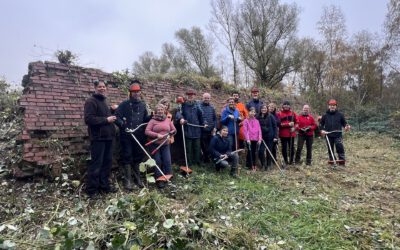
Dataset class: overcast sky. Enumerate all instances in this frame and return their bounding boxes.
[0,0,389,86]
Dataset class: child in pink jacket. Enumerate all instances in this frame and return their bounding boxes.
[243,107,262,171]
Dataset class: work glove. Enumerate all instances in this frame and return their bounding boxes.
[228,115,234,119]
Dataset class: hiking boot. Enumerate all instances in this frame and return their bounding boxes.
[132,164,144,188]
[157,181,166,189]
[123,164,133,191]
[101,185,118,194]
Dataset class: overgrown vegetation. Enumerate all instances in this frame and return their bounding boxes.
[1,133,399,249]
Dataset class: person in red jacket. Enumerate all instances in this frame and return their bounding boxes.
[277,101,297,165]
[295,104,317,165]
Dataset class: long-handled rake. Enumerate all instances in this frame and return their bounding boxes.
[262,140,283,173]
[179,124,193,174]
[125,128,171,182]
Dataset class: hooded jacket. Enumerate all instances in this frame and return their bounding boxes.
[243,117,262,141]
[257,113,278,140]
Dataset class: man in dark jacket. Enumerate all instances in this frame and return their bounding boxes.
[200,92,217,163]
[176,89,206,166]
[320,99,351,164]
[208,126,238,177]
[246,87,264,114]
[84,80,117,198]
[115,80,151,190]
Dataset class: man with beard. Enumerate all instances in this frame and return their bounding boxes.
[176,89,206,166]
[83,80,117,198]
[320,99,351,165]
[115,80,151,190]
[246,87,264,114]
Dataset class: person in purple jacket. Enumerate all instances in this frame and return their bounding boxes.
[243,107,262,171]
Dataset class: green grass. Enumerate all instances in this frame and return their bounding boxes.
[0,133,399,249]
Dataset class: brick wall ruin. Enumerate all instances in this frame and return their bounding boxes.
[17,61,236,175]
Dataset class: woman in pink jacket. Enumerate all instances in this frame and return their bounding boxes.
[145,104,176,188]
[243,107,262,171]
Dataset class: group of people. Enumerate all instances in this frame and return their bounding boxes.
[83,80,350,198]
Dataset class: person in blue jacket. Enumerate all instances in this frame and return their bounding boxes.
[175,89,206,166]
[208,126,238,177]
[221,97,241,151]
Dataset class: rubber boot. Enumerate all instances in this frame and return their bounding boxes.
[132,163,144,188]
[123,164,133,191]
[230,167,238,178]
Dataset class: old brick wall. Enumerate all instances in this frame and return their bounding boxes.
[18,61,239,172]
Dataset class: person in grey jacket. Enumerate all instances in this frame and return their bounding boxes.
[176,89,207,166]
[200,92,217,163]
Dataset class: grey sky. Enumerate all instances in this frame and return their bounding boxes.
[0,0,389,86]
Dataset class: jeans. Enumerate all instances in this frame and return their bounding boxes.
[86,140,113,195]
[151,144,172,178]
[215,152,238,175]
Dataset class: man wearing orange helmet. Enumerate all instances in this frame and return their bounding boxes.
[115,80,151,190]
[320,99,351,165]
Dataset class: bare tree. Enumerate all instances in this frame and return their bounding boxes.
[236,0,299,88]
[209,0,240,84]
[383,0,400,72]
[161,43,192,73]
[317,5,347,60]
[175,27,216,77]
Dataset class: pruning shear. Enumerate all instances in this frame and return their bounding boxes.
[151,135,170,155]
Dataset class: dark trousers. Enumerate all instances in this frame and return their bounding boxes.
[185,138,201,166]
[86,140,113,195]
[326,136,345,160]
[200,132,213,163]
[259,138,274,167]
[280,137,295,164]
[246,141,258,168]
[216,152,239,174]
[295,135,313,164]
[151,144,172,178]
[120,134,145,165]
